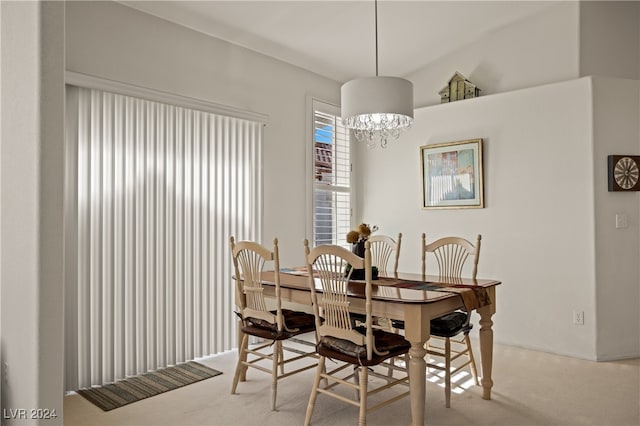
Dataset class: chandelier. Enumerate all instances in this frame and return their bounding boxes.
[341,0,414,148]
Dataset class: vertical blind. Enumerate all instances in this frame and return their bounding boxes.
[65,86,263,390]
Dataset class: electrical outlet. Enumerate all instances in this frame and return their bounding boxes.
[573,311,584,325]
[3,362,8,384]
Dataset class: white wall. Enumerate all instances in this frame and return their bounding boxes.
[357,78,605,359]
[65,1,341,266]
[1,1,65,422]
[580,1,640,80]
[388,0,639,361]
[592,77,640,360]
[405,1,580,107]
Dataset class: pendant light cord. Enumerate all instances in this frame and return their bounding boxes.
[374,0,379,77]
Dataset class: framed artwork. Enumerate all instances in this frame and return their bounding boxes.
[421,139,484,209]
[608,155,640,191]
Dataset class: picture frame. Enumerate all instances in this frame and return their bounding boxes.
[420,138,484,209]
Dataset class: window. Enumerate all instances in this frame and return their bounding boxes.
[65,85,263,390]
[311,100,352,248]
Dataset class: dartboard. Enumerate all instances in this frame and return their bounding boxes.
[608,155,640,191]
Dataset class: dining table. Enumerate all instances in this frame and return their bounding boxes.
[251,269,501,426]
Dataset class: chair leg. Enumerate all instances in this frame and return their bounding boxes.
[237,320,248,382]
[444,337,452,408]
[311,331,329,389]
[271,340,281,411]
[354,366,361,401]
[231,333,249,395]
[304,356,325,426]
[387,357,395,378]
[464,334,480,386]
[278,343,285,375]
[358,366,368,426]
[320,362,329,389]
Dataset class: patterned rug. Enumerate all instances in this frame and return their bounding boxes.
[77,361,222,411]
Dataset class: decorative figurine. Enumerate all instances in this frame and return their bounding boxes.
[439,72,481,103]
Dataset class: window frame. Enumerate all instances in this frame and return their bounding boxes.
[306,97,355,248]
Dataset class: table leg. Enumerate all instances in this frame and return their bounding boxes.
[408,341,427,426]
[404,304,430,426]
[477,287,496,400]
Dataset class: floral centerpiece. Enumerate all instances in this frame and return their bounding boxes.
[346,223,379,280]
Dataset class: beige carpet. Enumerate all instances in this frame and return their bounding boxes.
[65,335,640,426]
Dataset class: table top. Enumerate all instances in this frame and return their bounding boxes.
[259,269,501,305]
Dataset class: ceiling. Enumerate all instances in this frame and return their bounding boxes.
[119,1,555,83]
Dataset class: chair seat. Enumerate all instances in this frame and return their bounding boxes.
[317,326,410,366]
[390,311,472,338]
[430,311,472,338]
[243,309,316,340]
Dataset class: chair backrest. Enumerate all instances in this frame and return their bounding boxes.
[230,237,283,331]
[421,234,482,281]
[367,233,402,274]
[305,240,384,361]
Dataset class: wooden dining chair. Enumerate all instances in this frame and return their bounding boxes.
[351,233,402,329]
[422,233,482,408]
[303,240,410,426]
[230,236,318,411]
[368,233,402,275]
